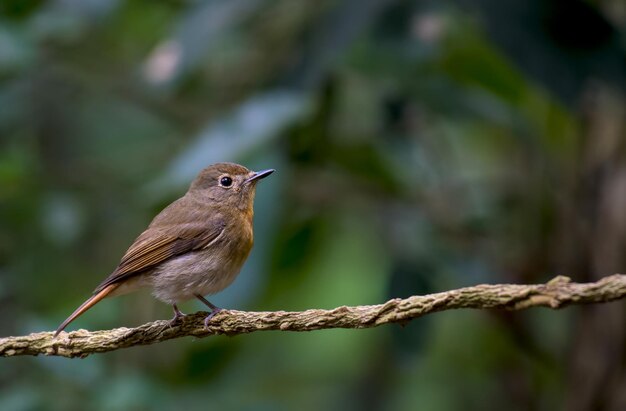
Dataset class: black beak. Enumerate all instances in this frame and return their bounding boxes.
[245,168,275,184]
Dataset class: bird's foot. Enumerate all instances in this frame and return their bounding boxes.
[203,307,222,328]
[194,294,222,328]
[159,304,186,334]
[167,313,186,328]
[170,304,186,325]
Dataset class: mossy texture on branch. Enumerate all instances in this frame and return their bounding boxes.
[2,274,625,358]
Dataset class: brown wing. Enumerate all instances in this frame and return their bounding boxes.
[93,219,225,293]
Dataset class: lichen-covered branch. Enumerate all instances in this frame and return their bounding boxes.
[2,274,625,358]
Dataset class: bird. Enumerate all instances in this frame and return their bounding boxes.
[54,162,274,337]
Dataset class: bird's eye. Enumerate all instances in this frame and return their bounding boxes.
[219,176,233,187]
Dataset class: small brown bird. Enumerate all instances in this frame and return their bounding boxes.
[54,162,274,337]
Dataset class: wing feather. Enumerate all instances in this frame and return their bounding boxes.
[93,220,225,293]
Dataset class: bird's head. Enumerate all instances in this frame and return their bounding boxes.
[189,162,274,212]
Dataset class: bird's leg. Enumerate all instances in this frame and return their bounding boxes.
[194,294,222,328]
[158,304,186,334]
[166,304,186,327]
[172,304,186,321]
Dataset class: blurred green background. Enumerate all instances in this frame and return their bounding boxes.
[1,0,625,410]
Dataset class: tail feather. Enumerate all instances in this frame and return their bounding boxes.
[54,283,119,337]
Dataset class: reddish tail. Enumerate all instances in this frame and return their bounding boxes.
[54,283,119,337]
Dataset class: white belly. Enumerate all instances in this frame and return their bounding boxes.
[149,248,244,304]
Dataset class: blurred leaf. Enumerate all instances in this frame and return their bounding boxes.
[156,89,310,194]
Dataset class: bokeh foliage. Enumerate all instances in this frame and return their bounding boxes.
[1,1,625,410]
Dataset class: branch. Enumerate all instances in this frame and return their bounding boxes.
[2,274,625,358]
